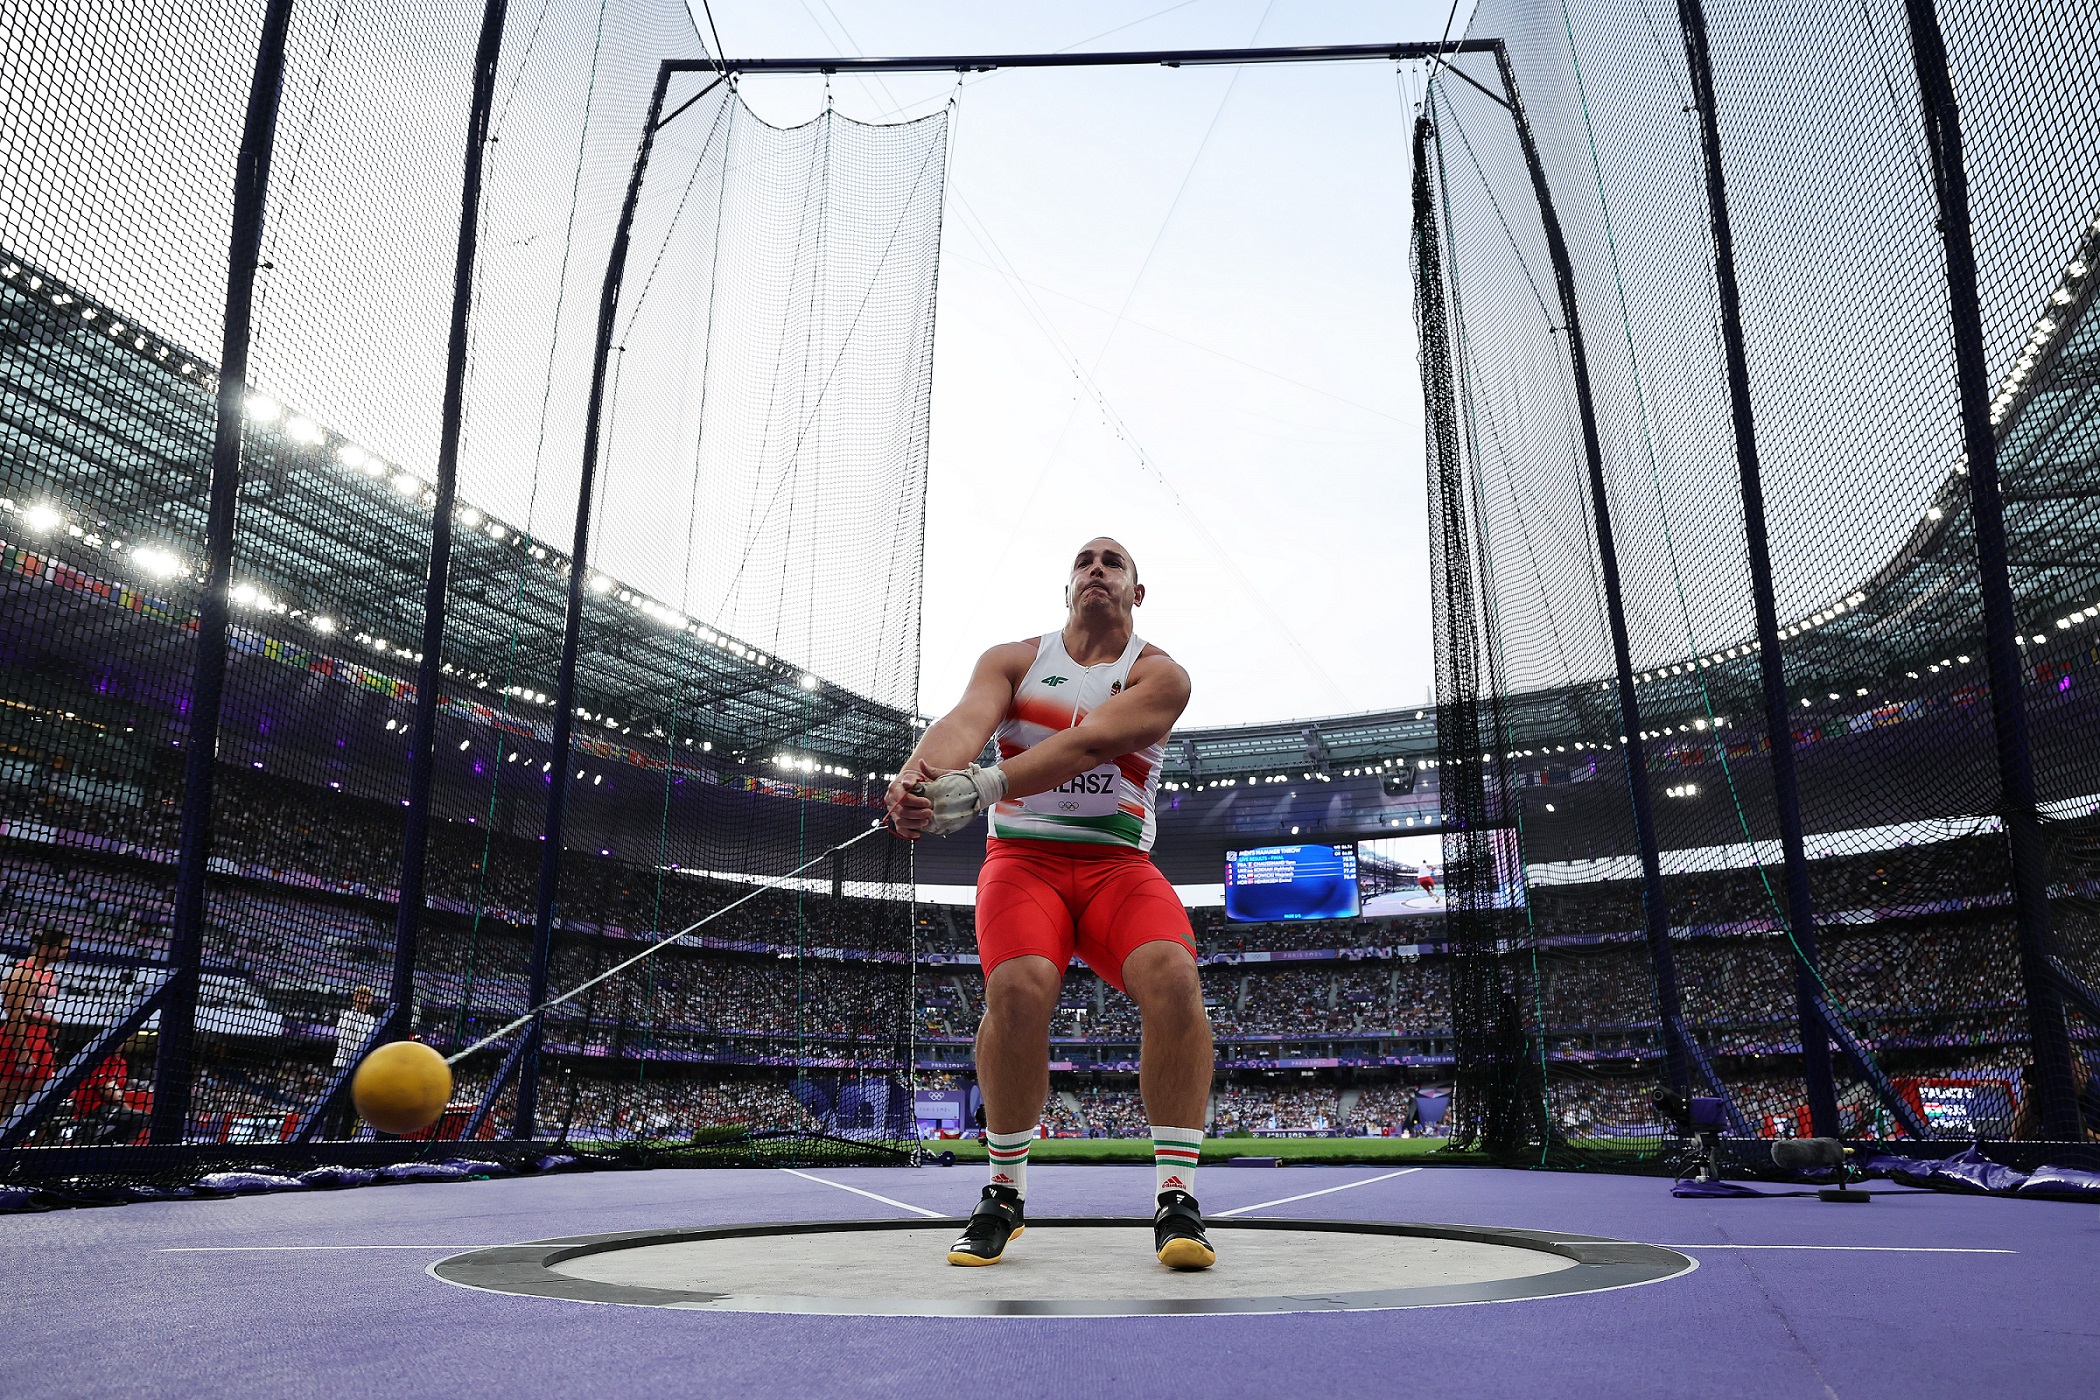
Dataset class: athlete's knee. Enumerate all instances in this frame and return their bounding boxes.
[983,955,1061,1026]
[1121,941,1204,1023]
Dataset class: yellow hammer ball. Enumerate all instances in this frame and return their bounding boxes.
[351,1040,453,1135]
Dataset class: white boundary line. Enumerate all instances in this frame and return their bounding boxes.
[1213,1167,1423,1217]
[779,1168,944,1219]
[1656,1244,2015,1254]
[159,1250,495,1259]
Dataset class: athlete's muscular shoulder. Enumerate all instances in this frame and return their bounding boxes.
[1130,644,1189,692]
[980,637,1040,685]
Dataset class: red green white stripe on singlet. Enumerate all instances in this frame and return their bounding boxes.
[988,629,1163,851]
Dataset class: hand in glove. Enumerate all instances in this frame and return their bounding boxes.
[909,764,1008,837]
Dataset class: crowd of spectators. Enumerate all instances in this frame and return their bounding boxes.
[1346,1082,1446,1136]
[4,765,2091,1146]
[1211,1081,1338,1133]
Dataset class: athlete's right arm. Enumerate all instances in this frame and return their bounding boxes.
[885,642,1031,839]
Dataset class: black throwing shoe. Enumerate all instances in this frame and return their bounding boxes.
[1153,1189,1215,1270]
[947,1184,1026,1266]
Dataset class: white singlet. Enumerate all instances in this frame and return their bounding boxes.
[987,630,1163,852]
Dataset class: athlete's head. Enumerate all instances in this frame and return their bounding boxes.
[1064,536,1143,621]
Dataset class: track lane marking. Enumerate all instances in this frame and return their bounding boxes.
[1213,1167,1424,1217]
[1653,1244,2015,1253]
[157,1250,497,1259]
[779,1167,944,1218]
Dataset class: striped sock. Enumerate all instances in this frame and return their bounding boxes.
[985,1127,1035,1198]
[1152,1125,1203,1198]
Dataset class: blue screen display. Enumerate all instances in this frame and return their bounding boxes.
[1223,844,1359,922]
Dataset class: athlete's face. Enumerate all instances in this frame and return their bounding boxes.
[1065,538,1142,619]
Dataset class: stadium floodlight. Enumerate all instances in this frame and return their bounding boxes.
[457,739,470,751]
[487,523,507,540]
[586,573,614,595]
[231,583,257,605]
[286,416,324,445]
[22,503,61,533]
[458,506,482,527]
[243,393,281,423]
[799,673,818,690]
[131,545,181,578]
[390,472,420,496]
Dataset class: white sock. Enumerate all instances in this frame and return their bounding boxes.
[1152,1124,1203,1199]
[985,1126,1035,1198]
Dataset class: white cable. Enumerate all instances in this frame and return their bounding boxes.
[444,823,887,1065]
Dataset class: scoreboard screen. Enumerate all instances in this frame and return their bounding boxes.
[1223,844,1359,922]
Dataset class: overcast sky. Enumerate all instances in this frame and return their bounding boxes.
[706,1,1472,727]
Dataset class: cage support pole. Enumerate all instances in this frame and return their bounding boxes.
[150,0,298,1144]
[516,64,687,1137]
[1899,0,2081,1140]
[1412,112,1518,1151]
[1674,0,1841,1138]
[385,0,510,1062]
[1481,43,1694,1100]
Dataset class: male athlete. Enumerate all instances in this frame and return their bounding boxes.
[887,538,1215,1270]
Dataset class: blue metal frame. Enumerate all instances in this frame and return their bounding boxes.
[387,0,511,1045]
[1898,0,2081,1140]
[465,1028,533,1143]
[515,67,721,1136]
[1668,1015,1751,1138]
[1,971,173,1149]
[1476,44,1693,1098]
[150,0,298,1143]
[1674,0,1842,1139]
[289,1003,394,1144]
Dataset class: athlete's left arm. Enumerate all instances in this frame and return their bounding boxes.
[997,650,1191,800]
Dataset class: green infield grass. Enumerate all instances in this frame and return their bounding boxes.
[907,1136,1488,1166]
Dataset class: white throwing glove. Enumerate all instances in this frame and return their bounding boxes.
[912,764,1008,836]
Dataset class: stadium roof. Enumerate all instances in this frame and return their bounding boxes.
[0,250,912,779]
[5,219,2096,794]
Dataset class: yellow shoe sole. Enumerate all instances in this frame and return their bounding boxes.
[947,1223,1022,1266]
[1157,1236,1216,1270]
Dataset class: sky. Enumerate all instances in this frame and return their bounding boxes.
[704,1,1474,727]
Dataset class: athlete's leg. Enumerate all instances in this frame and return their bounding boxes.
[975,954,1061,1134]
[1120,940,1212,1130]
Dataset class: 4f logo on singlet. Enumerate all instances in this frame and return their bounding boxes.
[1041,675,1068,687]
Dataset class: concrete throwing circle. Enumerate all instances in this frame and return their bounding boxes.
[431,1218,1695,1316]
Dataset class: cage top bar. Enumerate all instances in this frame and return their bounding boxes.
[672,40,1498,77]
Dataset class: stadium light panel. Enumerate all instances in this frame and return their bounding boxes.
[131,546,181,578]
[22,503,61,533]
[244,394,281,423]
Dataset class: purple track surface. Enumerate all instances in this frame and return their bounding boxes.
[6,1164,2095,1398]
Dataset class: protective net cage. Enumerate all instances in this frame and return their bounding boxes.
[1418,0,2100,1168]
[0,0,946,1198]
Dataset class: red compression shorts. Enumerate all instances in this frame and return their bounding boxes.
[975,838,1196,992]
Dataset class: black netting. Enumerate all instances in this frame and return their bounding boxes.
[0,1,945,1198]
[1423,0,2100,1166]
